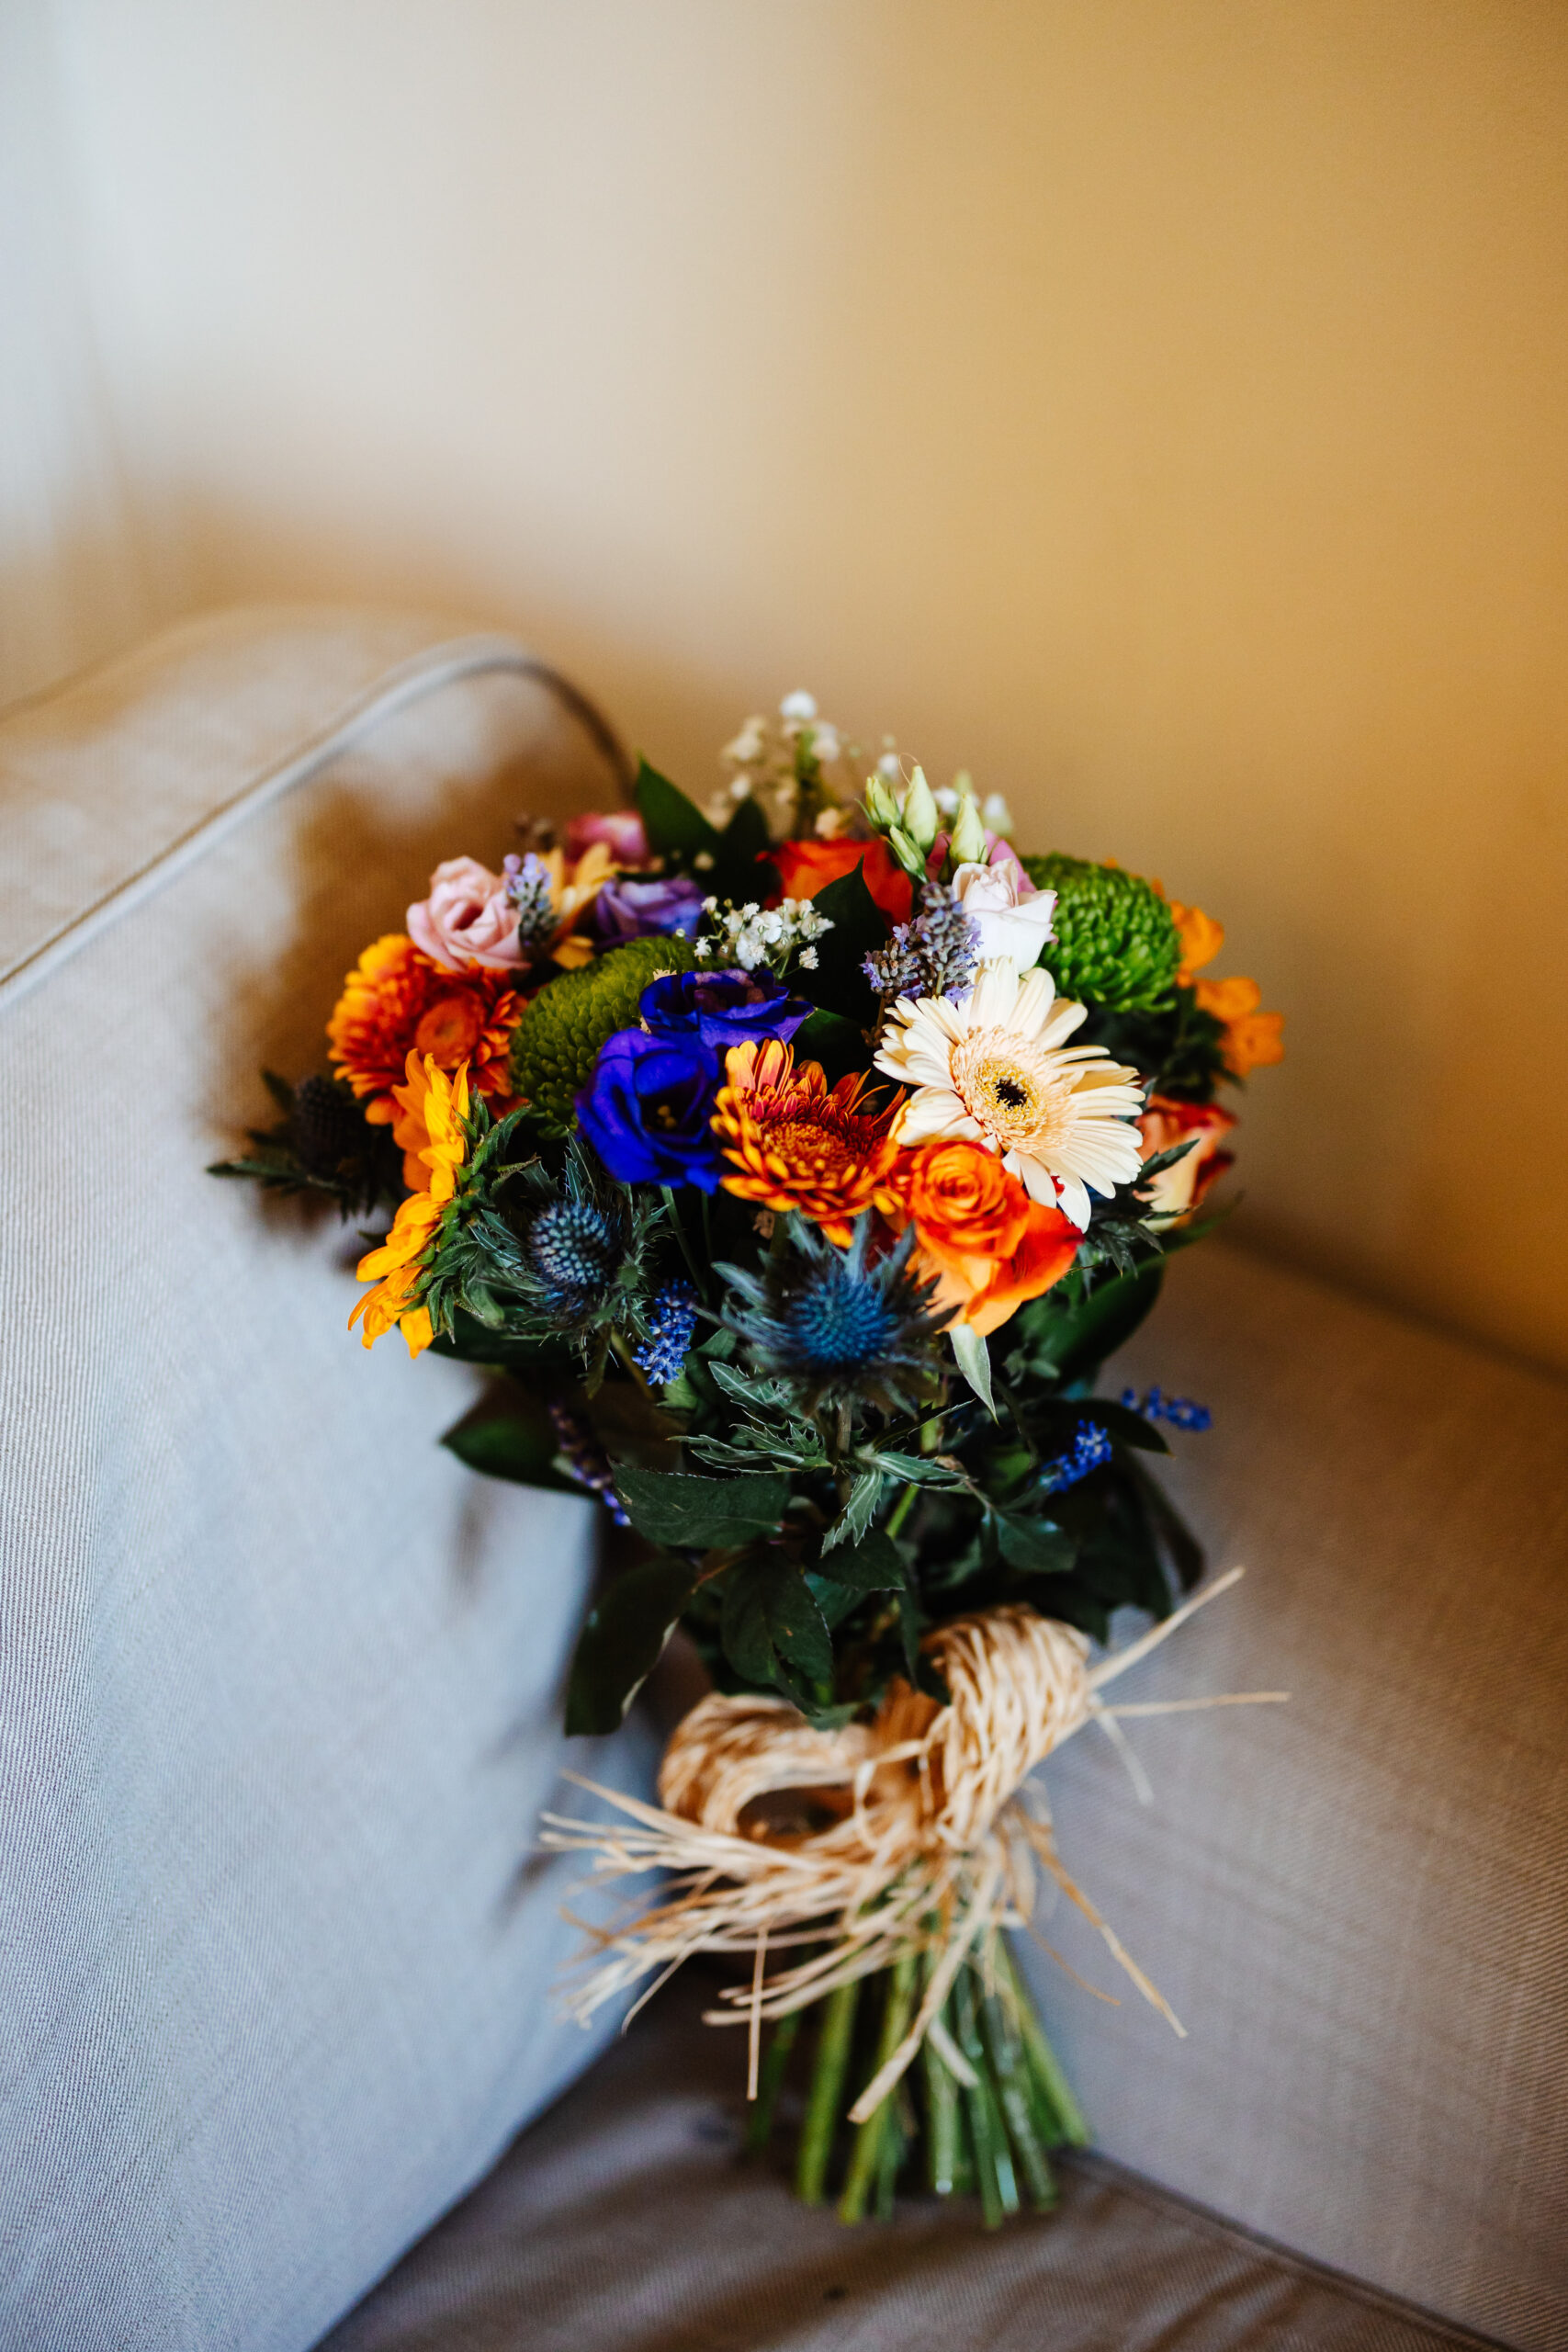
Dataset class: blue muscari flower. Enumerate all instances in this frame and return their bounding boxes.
[1122,1385,1213,1432]
[527,1197,619,1301]
[635,1282,698,1385]
[549,1403,631,1525]
[1040,1421,1112,1493]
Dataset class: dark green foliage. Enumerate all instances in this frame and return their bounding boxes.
[635,758,779,899]
[439,1380,578,1492]
[789,861,887,1026]
[1023,854,1181,1012]
[613,1464,791,1548]
[566,1552,702,1735]
[507,934,698,1131]
[1077,982,1230,1102]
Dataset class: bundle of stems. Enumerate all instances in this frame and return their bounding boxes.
[743,1931,1088,2225]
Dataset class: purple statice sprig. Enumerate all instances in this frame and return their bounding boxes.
[1122,1385,1213,1433]
[634,1282,699,1386]
[502,851,559,952]
[863,880,980,1004]
[1039,1421,1112,1494]
[549,1402,631,1526]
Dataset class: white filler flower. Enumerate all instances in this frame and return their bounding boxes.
[874,961,1145,1230]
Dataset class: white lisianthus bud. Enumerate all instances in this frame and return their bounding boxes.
[863,774,901,831]
[949,862,1057,972]
[949,792,987,865]
[981,792,1015,837]
[779,690,818,721]
[886,825,928,878]
[901,765,940,854]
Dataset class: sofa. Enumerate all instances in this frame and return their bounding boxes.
[2,609,1562,2351]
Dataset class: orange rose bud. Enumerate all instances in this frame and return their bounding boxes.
[888,1140,1080,1339]
[1137,1095,1237,1223]
[767,836,915,927]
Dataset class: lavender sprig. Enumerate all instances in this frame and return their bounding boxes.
[863,881,980,1004]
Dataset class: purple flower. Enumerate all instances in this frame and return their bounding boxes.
[639,967,814,1057]
[593,874,708,942]
[577,1028,725,1191]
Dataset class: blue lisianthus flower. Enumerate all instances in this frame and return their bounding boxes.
[639,967,814,1057]
[594,873,708,942]
[577,1028,725,1190]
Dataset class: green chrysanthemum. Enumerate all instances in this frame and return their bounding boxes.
[509,936,698,1130]
[1021,854,1180,1012]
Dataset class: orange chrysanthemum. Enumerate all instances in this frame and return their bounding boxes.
[327,934,520,1138]
[1160,898,1285,1080]
[350,1054,470,1359]
[712,1039,901,1244]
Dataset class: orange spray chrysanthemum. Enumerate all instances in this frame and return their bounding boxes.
[712,1039,901,1244]
[1164,899,1285,1080]
[350,1054,470,1359]
[327,933,519,1184]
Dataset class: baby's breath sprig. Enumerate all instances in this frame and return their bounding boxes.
[694,895,834,977]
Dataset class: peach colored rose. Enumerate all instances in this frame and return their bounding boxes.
[1137,1095,1237,1222]
[888,1139,1080,1338]
[408,857,524,972]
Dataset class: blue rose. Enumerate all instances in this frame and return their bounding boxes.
[577,1028,725,1191]
[639,967,814,1057]
[593,874,708,942]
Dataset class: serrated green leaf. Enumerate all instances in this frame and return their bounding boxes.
[813,1526,907,1593]
[994,1512,1077,1574]
[820,1469,882,1554]
[613,1464,789,1548]
[565,1554,698,1735]
[721,1553,833,1689]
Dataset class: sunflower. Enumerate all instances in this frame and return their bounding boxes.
[350,1054,470,1358]
[711,1039,900,1243]
[327,933,519,1140]
[874,961,1144,1232]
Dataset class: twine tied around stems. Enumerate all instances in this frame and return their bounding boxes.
[542,1566,1284,2127]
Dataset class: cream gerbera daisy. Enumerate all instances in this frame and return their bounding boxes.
[874,961,1145,1231]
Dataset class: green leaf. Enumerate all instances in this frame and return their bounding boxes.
[995,1512,1077,1575]
[1019,1259,1165,1385]
[950,1323,997,1417]
[820,1469,882,1554]
[711,790,774,898]
[721,1554,833,1688]
[794,1006,868,1084]
[565,1554,698,1735]
[613,1464,790,1549]
[634,757,721,862]
[814,1526,907,1592]
[792,861,886,1024]
[440,1387,577,1492]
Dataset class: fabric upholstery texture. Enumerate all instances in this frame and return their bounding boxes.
[0,610,654,2352]
[320,1973,1506,2352]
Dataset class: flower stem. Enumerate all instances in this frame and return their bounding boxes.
[744,2010,799,2156]
[795,1979,860,2204]
[920,1984,962,2195]
[659,1184,708,1302]
[838,1955,916,2223]
[998,1938,1089,2147]
[885,1483,918,1542]
[979,1948,1057,2211]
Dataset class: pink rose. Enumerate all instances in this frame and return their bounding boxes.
[564,809,649,865]
[408,857,525,971]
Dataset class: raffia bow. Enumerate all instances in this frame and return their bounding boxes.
[543,1567,1280,2122]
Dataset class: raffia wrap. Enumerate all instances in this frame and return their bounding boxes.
[544,1571,1274,2121]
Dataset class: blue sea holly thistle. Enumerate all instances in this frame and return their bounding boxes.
[719,1214,948,1422]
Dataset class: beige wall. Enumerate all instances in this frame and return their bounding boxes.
[24,1,1568,1370]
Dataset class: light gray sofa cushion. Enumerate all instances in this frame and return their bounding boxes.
[0,609,655,2352]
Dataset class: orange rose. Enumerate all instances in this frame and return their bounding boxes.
[768,837,915,926]
[888,1140,1081,1339]
[1191,975,1286,1079]
[1137,1095,1237,1223]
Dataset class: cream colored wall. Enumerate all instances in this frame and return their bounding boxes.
[29,0,1568,1369]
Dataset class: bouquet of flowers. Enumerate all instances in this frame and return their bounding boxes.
[214,692,1282,2225]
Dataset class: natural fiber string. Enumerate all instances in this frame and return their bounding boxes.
[540,1569,1285,2124]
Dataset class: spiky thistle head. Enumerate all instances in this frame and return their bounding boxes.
[1022,854,1180,1012]
[718,1213,947,1413]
